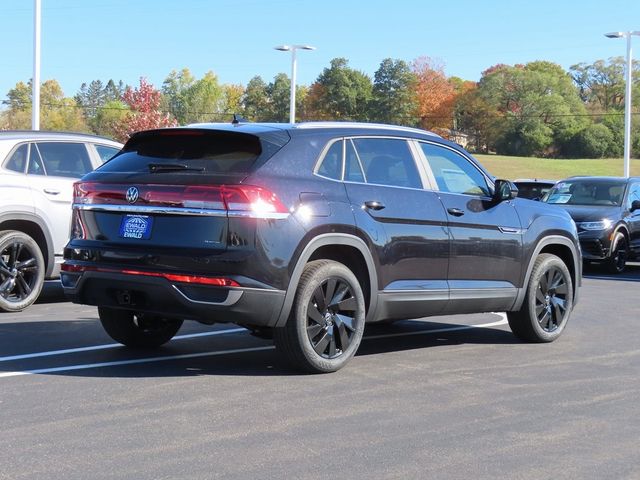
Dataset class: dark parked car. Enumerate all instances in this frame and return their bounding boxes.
[513,178,555,200]
[543,176,640,273]
[62,122,581,372]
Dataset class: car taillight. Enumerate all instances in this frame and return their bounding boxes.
[73,182,288,217]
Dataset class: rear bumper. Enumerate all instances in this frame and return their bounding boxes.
[62,269,285,327]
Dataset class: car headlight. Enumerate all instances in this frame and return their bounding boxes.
[578,219,613,230]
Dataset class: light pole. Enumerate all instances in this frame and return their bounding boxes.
[605,31,640,177]
[274,44,315,123]
[32,0,41,130]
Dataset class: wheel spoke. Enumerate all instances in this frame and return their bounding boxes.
[324,278,337,309]
[0,266,11,277]
[328,332,337,358]
[535,287,546,304]
[306,323,323,339]
[307,298,325,325]
[8,243,18,268]
[328,283,349,308]
[313,330,330,355]
[0,278,13,297]
[535,304,545,316]
[539,271,549,293]
[337,322,351,352]
[16,258,36,271]
[335,313,355,331]
[554,280,568,295]
[17,276,32,297]
[538,309,550,328]
[335,296,357,312]
[313,285,326,312]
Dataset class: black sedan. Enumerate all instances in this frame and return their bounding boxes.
[543,176,640,273]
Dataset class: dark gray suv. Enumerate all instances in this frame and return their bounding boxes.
[62,122,581,373]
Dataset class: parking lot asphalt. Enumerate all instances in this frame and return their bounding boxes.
[0,265,639,480]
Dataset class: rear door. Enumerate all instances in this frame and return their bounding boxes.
[28,142,94,256]
[0,143,35,217]
[417,141,523,314]
[332,137,450,318]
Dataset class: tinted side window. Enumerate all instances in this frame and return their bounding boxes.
[420,143,490,196]
[28,144,45,175]
[4,144,28,173]
[627,183,640,208]
[344,140,365,183]
[95,144,120,163]
[317,140,343,180]
[352,138,421,189]
[37,142,93,178]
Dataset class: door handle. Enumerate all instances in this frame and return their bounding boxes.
[447,207,465,217]
[43,189,61,195]
[364,201,385,211]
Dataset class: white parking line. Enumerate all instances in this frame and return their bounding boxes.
[0,316,507,379]
[0,328,246,363]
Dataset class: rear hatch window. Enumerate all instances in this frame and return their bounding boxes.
[97,128,289,180]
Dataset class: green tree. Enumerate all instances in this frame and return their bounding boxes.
[476,62,588,156]
[162,69,224,124]
[370,58,416,124]
[92,99,129,139]
[267,73,291,122]
[243,76,270,121]
[309,58,372,120]
[1,79,88,132]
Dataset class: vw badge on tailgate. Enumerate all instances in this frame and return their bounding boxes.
[126,186,139,204]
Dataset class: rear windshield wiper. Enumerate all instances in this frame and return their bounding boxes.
[148,163,205,173]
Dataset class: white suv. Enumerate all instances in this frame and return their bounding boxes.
[0,131,122,311]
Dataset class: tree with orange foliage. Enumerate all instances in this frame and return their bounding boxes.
[114,77,176,141]
[411,57,455,134]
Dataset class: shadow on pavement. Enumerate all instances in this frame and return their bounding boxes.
[0,316,518,379]
[583,262,640,282]
[35,280,67,304]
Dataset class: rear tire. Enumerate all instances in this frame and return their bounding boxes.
[274,260,366,373]
[98,307,183,348]
[0,230,45,312]
[508,253,573,343]
[605,232,628,274]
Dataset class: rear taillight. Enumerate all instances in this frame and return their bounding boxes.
[73,182,288,217]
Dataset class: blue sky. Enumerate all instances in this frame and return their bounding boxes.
[1,0,639,99]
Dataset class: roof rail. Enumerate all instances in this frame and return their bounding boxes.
[294,121,441,137]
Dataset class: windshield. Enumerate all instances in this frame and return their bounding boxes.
[544,180,625,206]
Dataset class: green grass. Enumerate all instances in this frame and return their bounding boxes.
[473,154,640,181]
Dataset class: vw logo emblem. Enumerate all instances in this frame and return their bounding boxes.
[126,186,139,204]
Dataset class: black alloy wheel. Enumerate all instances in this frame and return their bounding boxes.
[306,277,358,359]
[0,231,45,312]
[534,266,569,333]
[606,232,628,274]
[274,260,366,373]
[507,253,573,343]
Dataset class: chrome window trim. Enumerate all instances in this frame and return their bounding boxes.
[346,138,367,183]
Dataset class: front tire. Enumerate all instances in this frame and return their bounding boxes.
[605,232,628,274]
[98,307,183,348]
[508,253,573,343]
[0,230,45,312]
[274,260,366,373]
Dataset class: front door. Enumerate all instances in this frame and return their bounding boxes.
[417,141,523,314]
[325,137,451,319]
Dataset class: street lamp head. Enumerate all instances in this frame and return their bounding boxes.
[605,32,625,38]
[274,45,291,51]
[294,45,316,51]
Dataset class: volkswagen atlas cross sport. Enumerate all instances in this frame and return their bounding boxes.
[62,122,581,373]
[543,176,640,273]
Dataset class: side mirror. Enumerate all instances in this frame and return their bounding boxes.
[631,199,640,212]
[493,179,518,202]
